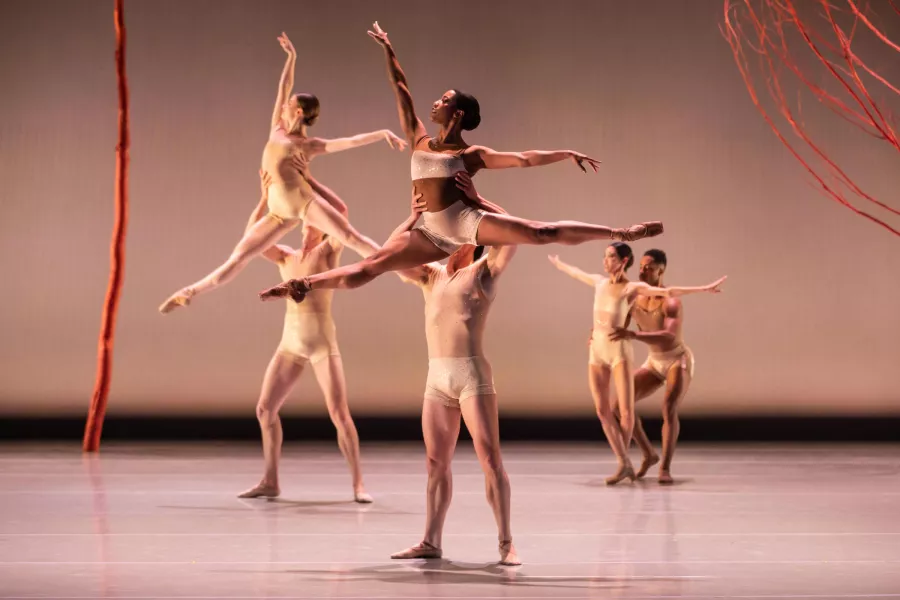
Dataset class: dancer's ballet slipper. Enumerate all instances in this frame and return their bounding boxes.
[498,540,522,566]
[354,490,374,504]
[391,541,442,559]
[237,482,280,498]
[636,454,660,479]
[605,463,636,485]
[658,470,675,485]
[613,221,664,242]
[158,288,195,314]
[260,277,309,303]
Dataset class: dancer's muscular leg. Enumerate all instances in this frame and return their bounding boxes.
[612,360,636,451]
[391,400,460,560]
[303,197,380,259]
[261,230,448,301]
[239,353,304,498]
[460,394,520,566]
[589,364,634,485]
[160,214,298,313]
[311,356,371,503]
[631,369,664,478]
[659,358,692,485]
[475,212,663,247]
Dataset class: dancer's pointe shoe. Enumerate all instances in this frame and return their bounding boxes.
[391,541,442,559]
[605,463,636,485]
[636,454,660,479]
[260,277,309,304]
[354,490,374,504]
[613,221,664,242]
[237,482,280,498]
[498,540,522,566]
[658,470,675,485]
[158,288,195,314]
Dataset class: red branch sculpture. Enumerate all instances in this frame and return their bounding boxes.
[83,0,129,452]
[723,0,900,236]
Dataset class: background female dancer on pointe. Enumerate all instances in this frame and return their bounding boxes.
[238,167,371,503]
[159,32,405,313]
[258,22,662,305]
[548,247,725,484]
[391,174,521,566]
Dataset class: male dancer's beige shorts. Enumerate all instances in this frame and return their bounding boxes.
[642,345,695,381]
[276,312,340,364]
[424,356,496,408]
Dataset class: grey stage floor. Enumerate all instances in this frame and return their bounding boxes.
[1,442,899,599]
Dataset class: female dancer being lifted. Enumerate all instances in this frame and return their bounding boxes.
[159,32,405,313]
[548,246,725,484]
[259,22,663,305]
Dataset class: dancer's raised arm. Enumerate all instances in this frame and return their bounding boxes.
[467,145,601,173]
[631,276,727,298]
[271,33,297,129]
[367,21,427,146]
[547,255,600,286]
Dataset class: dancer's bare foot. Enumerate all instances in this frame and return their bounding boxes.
[260,278,309,303]
[158,288,194,314]
[613,221,664,242]
[499,540,522,566]
[391,541,442,559]
[354,490,374,504]
[605,463,636,485]
[658,470,674,485]
[636,454,660,479]
[237,481,280,498]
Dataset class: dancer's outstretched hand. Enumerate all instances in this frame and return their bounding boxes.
[278,32,296,56]
[384,130,408,151]
[367,21,391,47]
[569,151,601,173]
[705,276,727,294]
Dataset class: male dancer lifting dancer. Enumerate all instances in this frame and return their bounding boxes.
[390,173,521,566]
[239,164,371,503]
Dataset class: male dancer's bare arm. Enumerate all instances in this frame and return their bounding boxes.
[453,172,507,215]
[249,170,291,263]
[271,33,297,129]
[609,299,681,344]
[547,256,600,286]
[367,22,428,146]
[452,171,517,275]
[632,276,727,298]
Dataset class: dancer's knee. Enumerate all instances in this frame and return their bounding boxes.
[426,455,452,479]
[328,407,356,436]
[256,403,279,427]
[597,406,616,425]
[480,451,505,479]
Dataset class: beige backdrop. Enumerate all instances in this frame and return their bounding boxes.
[1,0,898,418]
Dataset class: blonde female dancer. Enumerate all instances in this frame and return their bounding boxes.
[548,247,725,484]
[259,22,662,305]
[239,169,371,503]
[159,32,405,313]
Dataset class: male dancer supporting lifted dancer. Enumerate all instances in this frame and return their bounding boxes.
[609,249,696,485]
[389,173,521,566]
[239,164,371,503]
